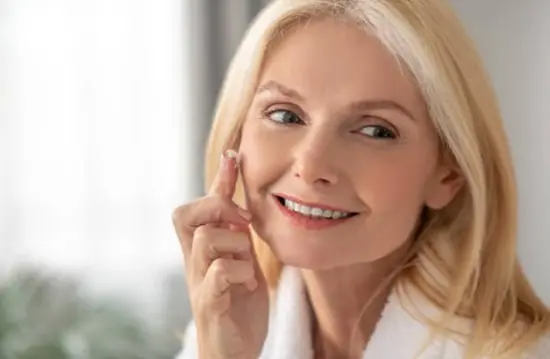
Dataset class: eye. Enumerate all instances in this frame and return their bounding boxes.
[266,109,303,125]
[359,125,397,139]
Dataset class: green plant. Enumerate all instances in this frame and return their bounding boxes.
[0,267,178,359]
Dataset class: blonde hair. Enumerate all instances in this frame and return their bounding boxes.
[202,0,550,357]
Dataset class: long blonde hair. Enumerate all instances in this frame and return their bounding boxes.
[202,0,550,357]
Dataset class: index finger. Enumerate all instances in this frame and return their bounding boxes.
[208,149,239,198]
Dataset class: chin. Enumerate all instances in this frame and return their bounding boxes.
[265,235,409,272]
[266,239,349,271]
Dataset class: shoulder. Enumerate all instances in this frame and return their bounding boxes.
[380,283,550,359]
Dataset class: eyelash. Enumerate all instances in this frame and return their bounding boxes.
[263,108,399,140]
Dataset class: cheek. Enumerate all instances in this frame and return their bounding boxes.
[238,119,286,194]
[238,119,290,236]
[353,147,437,212]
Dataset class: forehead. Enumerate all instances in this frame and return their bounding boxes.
[259,18,426,118]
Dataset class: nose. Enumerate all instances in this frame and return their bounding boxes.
[291,130,339,186]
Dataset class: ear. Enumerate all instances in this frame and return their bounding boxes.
[424,162,464,210]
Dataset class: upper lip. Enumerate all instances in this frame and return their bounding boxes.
[273,193,359,213]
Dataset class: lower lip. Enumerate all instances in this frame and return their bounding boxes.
[273,196,355,230]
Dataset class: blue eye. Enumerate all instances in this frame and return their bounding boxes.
[266,109,303,125]
[359,125,396,139]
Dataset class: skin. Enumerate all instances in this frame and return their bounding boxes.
[239,18,462,358]
[173,153,269,359]
[172,17,462,359]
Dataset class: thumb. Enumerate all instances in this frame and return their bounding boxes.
[209,149,239,199]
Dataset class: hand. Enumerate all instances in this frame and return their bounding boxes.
[172,150,269,359]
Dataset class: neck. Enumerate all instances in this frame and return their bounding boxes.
[301,244,410,359]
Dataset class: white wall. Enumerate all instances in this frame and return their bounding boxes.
[0,0,191,325]
[451,0,550,303]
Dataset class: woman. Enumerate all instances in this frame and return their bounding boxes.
[172,0,550,358]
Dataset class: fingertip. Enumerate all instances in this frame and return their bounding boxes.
[225,149,238,160]
[222,149,240,169]
[245,278,258,292]
[211,149,240,197]
[227,222,250,233]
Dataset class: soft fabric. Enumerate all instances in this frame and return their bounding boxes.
[175,266,550,359]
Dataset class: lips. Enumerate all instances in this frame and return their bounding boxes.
[272,194,359,230]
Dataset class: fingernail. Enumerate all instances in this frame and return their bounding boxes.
[237,208,252,221]
[225,149,238,160]
[224,149,239,169]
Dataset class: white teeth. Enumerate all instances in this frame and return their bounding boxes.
[283,198,351,219]
[311,208,323,216]
[288,201,296,211]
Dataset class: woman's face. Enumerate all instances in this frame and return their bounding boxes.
[239,18,460,270]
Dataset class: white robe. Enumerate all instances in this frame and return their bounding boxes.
[176,266,550,359]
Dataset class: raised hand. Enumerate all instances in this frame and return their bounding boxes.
[172,150,269,359]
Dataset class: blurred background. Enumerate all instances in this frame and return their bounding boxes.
[0,0,548,358]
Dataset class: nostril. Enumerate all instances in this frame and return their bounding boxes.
[293,171,334,185]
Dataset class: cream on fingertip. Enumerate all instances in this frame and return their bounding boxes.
[226,149,240,168]
[225,149,238,159]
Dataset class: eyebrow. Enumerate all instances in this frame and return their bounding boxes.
[256,80,418,122]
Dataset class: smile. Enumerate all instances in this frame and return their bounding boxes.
[273,194,359,230]
[277,196,355,219]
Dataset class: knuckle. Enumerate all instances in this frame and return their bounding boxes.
[211,202,225,223]
[193,226,212,247]
[211,258,228,277]
[193,197,207,214]
[193,225,206,240]
[211,196,233,221]
[171,202,193,227]
[171,205,185,225]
